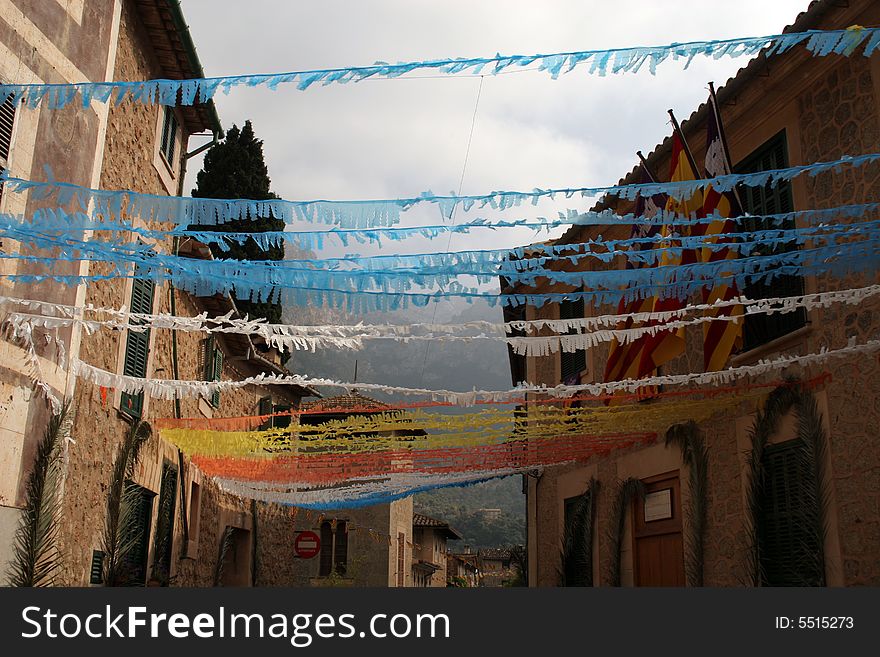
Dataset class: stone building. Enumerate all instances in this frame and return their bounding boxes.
[411,513,461,587]
[0,0,323,587]
[264,392,418,588]
[502,0,880,587]
[446,550,480,587]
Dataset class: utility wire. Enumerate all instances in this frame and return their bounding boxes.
[418,75,484,386]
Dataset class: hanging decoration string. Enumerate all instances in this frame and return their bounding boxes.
[2,152,877,227]
[67,332,878,404]
[0,27,876,110]
[3,284,878,357]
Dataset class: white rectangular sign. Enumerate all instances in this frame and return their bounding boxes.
[644,489,673,522]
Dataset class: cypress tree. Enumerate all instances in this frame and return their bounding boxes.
[192,121,284,324]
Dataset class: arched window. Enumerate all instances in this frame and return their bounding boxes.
[318,520,348,577]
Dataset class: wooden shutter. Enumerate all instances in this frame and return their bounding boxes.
[758,439,824,586]
[160,107,178,163]
[151,462,178,585]
[211,341,223,408]
[559,297,586,382]
[258,396,273,431]
[121,483,154,586]
[334,520,348,576]
[734,130,805,350]
[396,532,405,586]
[121,277,154,418]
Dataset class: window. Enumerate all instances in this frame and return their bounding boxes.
[503,304,527,385]
[259,396,292,430]
[188,480,201,551]
[559,297,586,383]
[120,271,155,418]
[758,439,824,586]
[160,107,178,165]
[201,336,223,408]
[119,482,154,586]
[734,130,806,351]
[150,461,178,585]
[218,527,252,587]
[0,94,16,207]
[396,532,406,587]
[318,520,348,577]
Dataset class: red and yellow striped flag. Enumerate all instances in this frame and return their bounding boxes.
[636,130,703,378]
[603,170,665,385]
[700,89,743,371]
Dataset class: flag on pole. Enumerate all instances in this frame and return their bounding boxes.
[636,126,703,378]
[700,86,743,371]
[603,168,666,384]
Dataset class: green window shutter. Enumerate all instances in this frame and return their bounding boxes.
[211,345,223,408]
[121,276,154,418]
[258,396,273,431]
[758,439,824,586]
[201,337,215,380]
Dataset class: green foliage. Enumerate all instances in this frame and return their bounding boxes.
[415,476,525,549]
[192,121,284,324]
[743,383,828,587]
[214,526,236,587]
[103,420,152,586]
[666,421,708,587]
[559,478,598,587]
[607,477,645,587]
[7,403,70,587]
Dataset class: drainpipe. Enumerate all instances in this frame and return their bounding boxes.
[172,129,219,551]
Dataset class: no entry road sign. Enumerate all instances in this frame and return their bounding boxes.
[294,530,321,559]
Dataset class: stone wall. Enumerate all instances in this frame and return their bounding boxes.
[55,0,313,587]
[797,53,880,586]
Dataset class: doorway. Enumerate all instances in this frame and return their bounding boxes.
[632,471,685,587]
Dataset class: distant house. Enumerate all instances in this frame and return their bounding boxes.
[291,391,422,587]
[446,551,480,587]
[479,548,516,587]
[412,513,462,587]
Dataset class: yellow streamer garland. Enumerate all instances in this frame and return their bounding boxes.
[161,390,764,458]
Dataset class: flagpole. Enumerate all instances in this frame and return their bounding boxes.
[667,108,701,178]
[636,150,660,184]
[707,81,746,212]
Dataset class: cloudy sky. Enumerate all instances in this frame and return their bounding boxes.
[179,1,809,252]
[176,0,812,357]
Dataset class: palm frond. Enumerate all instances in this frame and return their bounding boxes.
[666,421,708,587]
[7,403,71,587]
[559,478,598,586]
[606,477,645,587]
[103,420,152,586]
[742,383,828,587]
[214,526,236,587]
[149,464,177,585]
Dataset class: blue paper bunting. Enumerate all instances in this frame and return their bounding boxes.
[0,28,878,110]
[3,152,878,228]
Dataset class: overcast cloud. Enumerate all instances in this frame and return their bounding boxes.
[177,0,810,317]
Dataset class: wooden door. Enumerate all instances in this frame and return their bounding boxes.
[633,471,685,587]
